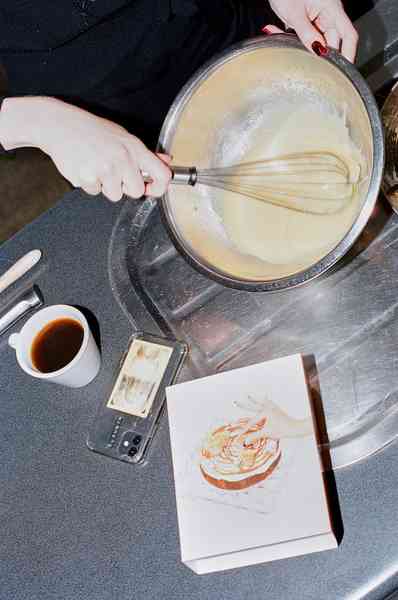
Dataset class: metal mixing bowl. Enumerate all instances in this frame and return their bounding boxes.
[158,35,384,291]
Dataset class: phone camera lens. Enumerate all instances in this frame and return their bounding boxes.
[133,435,142,446]
[128,446,138,457]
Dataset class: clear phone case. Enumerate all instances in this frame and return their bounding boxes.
[87,332,188,465]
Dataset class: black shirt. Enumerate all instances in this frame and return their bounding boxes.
[0,1,273,147]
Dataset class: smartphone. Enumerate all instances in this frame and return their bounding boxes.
[87,332,188,465]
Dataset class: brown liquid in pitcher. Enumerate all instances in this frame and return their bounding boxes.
[31,318,84,373]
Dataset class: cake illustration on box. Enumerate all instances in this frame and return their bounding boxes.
[199,395,312,491]
[200,416,281,491]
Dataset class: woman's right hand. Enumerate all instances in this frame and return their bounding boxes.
[0,97,171,202]
[266,0,358,63]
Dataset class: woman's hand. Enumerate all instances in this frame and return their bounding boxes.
[0,97,171,202]
[265,0,358,63]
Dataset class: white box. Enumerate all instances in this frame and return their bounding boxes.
[166,354,337,574]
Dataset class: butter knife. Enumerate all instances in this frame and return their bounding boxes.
[0,249,42,296]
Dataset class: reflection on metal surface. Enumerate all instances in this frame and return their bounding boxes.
[109,194,398,470]
[108,33,398,471]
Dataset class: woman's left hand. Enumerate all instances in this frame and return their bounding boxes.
[265,0,359,63]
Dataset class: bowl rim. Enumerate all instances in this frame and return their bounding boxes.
[158,34,385,292]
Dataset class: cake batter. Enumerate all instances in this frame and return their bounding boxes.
[221,104,365,265]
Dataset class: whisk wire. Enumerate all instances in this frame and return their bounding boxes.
[170,151,363,215]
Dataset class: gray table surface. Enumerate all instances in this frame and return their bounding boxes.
[0,191,398,600]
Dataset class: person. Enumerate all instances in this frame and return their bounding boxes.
[0,1,358,203]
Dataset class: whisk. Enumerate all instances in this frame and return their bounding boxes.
[163,151,362,215]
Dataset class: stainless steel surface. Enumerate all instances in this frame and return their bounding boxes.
[356,0,398,92]
[0,286,43,336]
[110,189,397,470]
[168,153,360,215]
[158,35,384,291]
[106,17,398,471]
[142,166,197,187]
[171,166,197,185]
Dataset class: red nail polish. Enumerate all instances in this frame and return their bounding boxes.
[312,41,328,56]
[261,26,273,35]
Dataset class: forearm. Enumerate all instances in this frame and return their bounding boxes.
[0,94,171,201]
[0,96,58,150]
